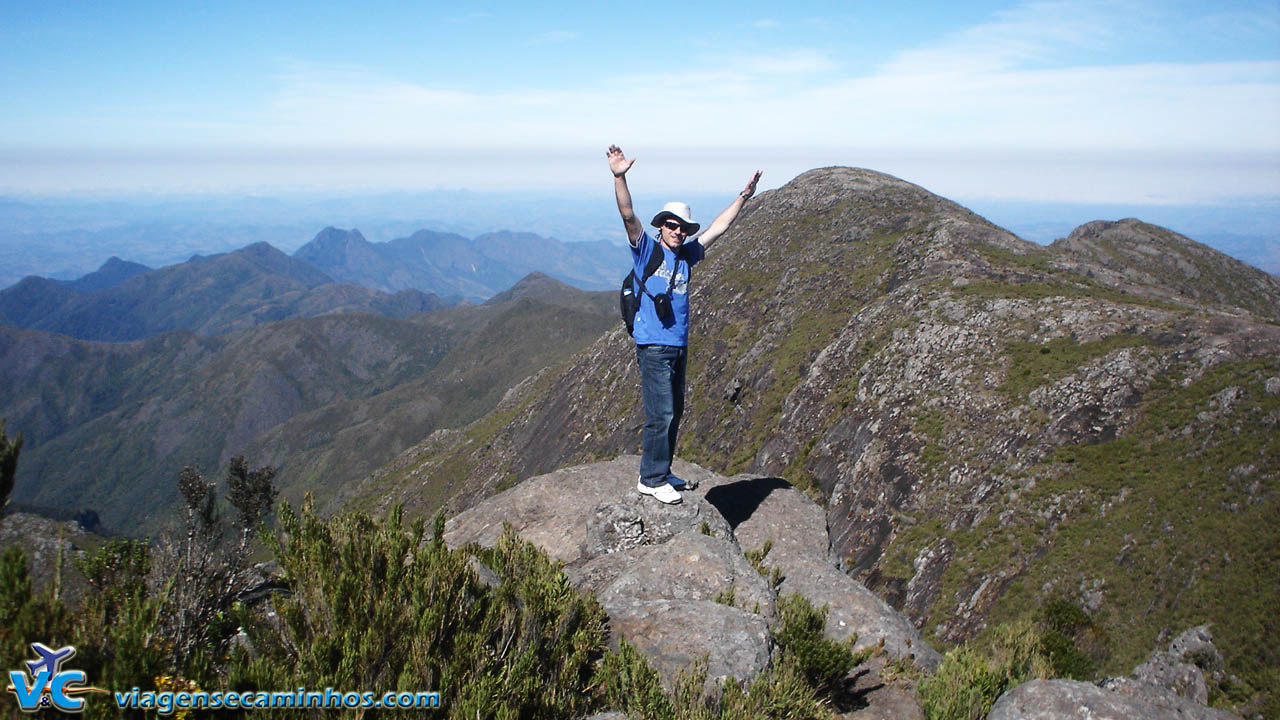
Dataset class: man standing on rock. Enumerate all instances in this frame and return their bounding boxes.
[608,144,761,504]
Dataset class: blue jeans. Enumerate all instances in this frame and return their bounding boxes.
[636,344,687,487]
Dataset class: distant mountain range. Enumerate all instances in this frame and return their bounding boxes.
[293,227,626,301]
[0,221,634,534]
[0,226,631,342]
[0,242,447,341]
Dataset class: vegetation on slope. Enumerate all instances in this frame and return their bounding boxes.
[0,452,868,720]
[881,355,1280,716]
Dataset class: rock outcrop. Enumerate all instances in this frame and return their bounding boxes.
[1123,625,1223,705]
[990,626,1242,720]
[444,455,938,690]
[988,678,1241,720]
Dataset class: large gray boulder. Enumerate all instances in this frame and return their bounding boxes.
[1100,678,1241,719]
[446,457,771,690]
[989,625,1242,720]
[782,558,941,670]
[988,678,1241,720]
[587,528,779,691]
[446,456,939,690]
[444,456,636,564]
[604,598,773,692]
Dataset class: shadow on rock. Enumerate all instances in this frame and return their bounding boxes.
[704,476,793,530]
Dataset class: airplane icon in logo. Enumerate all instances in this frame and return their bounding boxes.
[25,643,76,679]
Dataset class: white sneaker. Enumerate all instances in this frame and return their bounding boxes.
[636,479,682,504]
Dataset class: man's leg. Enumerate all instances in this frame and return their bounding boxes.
[663,347,698,489]
[666,346,687,462]
[637,344,679,487]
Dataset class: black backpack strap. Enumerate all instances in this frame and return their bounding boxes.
[633,240,666,295]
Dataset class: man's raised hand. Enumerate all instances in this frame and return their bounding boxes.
[607,145,636,177]
[741,170,762,200]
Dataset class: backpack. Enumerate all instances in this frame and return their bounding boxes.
[619,244,676,336]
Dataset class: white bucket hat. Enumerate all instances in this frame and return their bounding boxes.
[650,201,700,234]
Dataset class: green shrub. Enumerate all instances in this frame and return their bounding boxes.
[0,541,173,720]
[1037,597,1107,680]
[719,655,828,720]
[919,620,1053,720]
[713,585,737,608]
[598,646,828,720]
[773,593,865,696]
[71,539,172,702]
[597,639,677,720]
[0,457,214,719]
[233,502,609,719]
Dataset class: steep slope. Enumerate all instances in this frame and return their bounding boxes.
[293,226,629,300]
[242,276,615,510]
[3,242,445,341]
[349,167,1279,714]
[1,314,453,534]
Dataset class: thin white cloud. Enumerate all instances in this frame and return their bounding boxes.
[252,53,1279,157]
[880,0,1128,75]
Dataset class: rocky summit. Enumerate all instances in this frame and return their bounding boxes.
[353,166,1279,716]
[444,455,938,702]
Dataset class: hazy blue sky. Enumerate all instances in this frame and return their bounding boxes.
[2,0,1278,203]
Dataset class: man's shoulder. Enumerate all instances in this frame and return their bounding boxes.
[684,239,705,264]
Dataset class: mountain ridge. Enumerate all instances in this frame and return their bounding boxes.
[1050,218,1280,322]
[345,166,1279,714]
[0,242,449,341]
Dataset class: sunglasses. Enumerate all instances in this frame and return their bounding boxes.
[662,220,689,233]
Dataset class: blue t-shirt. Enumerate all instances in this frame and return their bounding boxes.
[630,229,704,347]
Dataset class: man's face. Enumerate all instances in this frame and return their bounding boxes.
[660,219,688,249]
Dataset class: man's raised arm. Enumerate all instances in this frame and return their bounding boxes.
[697,170,762,251]
[607,144,643,245]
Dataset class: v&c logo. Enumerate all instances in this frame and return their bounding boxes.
[6,643,106,713]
